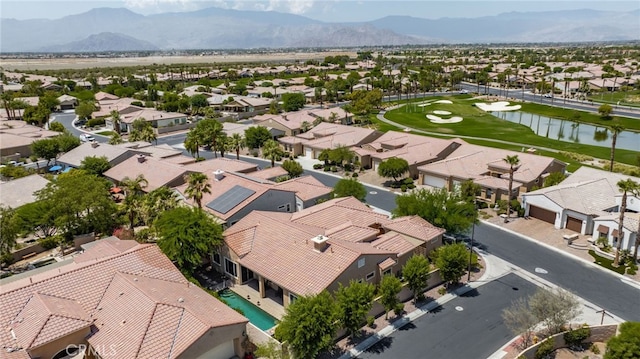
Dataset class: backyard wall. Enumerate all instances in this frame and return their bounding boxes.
[11,233,98,262]
[517,324,618,359]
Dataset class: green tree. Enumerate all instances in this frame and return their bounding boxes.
[281,92,306,112]
[608,124,624,172]
[378,158,409,183]
[121,174,149,230]
[379,274,403,319]
[402,255,431,302]
[394,188,475,234]
[31,138,60,165]
[604,321,640,359]
[598,104,613,120]
[184,128,201,159]
[184,172,211,209]
[110,110,121,134]
[155,207,223,275]
[432,243,469,286]
[108,133,123,145]
[613,179,637,266]
[0,165,33,179]
[329,146,355,167]
[141,186,180,226]
[335,280,375,338]
[49,121,65,132]
[459,179,481,202]
[262,139,284,167]
[75,101,96,120]
[244,126,272,149]
[274,291,337,359]
[0,206,19,258]
[543,172,567,187]
[195,118,224,157]
[332,178,367,201]
[503,155,520,223]
[56,133,81,153]
[502,297,538,350]
[14,200,58,238]
[190,94,209,113]
[281,159,303,178]
[80,156,111,176]
[228,133,245,160]
[528,287,581,335]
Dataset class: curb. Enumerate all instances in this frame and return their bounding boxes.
[481,220,640,288]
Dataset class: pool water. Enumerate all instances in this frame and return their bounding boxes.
[219,289,278,331]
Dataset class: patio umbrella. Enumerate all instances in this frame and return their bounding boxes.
[48,165,62,172]
[61,167,72,173]
[110,187,122,194]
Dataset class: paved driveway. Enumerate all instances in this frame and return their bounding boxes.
[358,274,537,359]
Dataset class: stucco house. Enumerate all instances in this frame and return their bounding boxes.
[0,237,248,359]
[592,213,639,256]
[278,122,382,158]
[217,197,444,307]
[418,142,566,203]
[357,132,463,177]
[56,94,78,110]
[522,167,640,234]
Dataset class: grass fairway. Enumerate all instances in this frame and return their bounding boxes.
[382,96,639,166]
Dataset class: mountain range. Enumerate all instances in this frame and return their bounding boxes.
[1,7,638,53]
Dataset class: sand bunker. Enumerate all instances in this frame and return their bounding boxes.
[434,100,453,104]
[475,101,521,112]
[433,110,451,115]
[427,114,463,124]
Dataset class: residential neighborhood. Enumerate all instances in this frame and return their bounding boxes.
[1,36,640,359]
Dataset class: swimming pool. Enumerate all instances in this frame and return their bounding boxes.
[219,289,278,331]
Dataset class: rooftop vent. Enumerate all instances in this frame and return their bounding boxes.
[311,235,329,252]
[178,298,184,303]
[137,154,146,163]
[213,169,225,181]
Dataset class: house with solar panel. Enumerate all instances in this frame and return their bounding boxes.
[174,170,332,227]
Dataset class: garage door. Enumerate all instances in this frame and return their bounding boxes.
[423,176,446,188]
[529,205,555,224]
[565,216,582,232]
[305,147,313,158]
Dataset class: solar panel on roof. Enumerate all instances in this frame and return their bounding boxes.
[206,185,256,214]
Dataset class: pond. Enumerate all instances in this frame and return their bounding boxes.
[491,111,640,152]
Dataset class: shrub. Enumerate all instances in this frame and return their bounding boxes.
[407,183,416,189]
[437,287,446,296]
[131,101,144,107]
[313,163,323,170]
[352,172,359,178]
[403,178,414,185]
[535,337,555,359]
[324,166,331,172]
[331,166,338,172]
[1,253,15,267]
[559,151,593,162]
[589,343,600,354]
[38,236,59,250]
[564,325,590,347]
[343,163,353,171]
[367,316,375,328]
[86,118,106,128]
[401,184,407,192]
[275,175,291,183]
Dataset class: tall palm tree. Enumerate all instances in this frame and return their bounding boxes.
[141,186,180,226]
[632,184,640,263]
[184,129,201,159]
[121,175,149,230]
[608,124,625,172]
[110,110,121,134]
[262,139,283,167]
[228,133,245,160]
[503,155,521,223]
[184,172,211,209]
[613,179,636,266]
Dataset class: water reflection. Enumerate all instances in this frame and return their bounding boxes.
[492,111,640,151]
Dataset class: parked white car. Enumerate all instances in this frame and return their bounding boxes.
[79,134,95,142]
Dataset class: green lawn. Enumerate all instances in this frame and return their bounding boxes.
[95,130,115,136]
[588,90,640,109]
[380,96,639,166]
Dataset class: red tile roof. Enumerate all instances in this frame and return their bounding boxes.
[0,240,246,359]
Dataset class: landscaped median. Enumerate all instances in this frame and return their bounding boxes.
[515,324,618,359]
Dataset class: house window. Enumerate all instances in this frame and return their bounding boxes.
[382,269,392,276]
[224,258,238,278]
[486,189,493,199]
[358,258,365,268]
[212,252,221,265]
[366,272,375,281]
[289,293,298,303]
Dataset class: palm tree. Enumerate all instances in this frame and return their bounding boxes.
[228,133,245,160]
[608,124,625,172]
[184,129,201,159]
[300,121,311,133]
[503,155,521,223]
[262,139,283,167]
[141,186,180,226]
[110,110,121,134]
[121,175,149,230]
[613,179,636,266]
[184,172,211,209]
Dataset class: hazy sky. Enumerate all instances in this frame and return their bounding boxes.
[1,0,638,22]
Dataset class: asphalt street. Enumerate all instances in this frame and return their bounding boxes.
[474,223,640,322]
[358,274,538,359]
